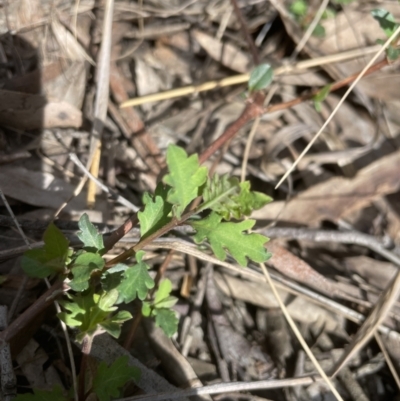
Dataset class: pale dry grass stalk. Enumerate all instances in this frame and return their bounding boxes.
[120,46,380,108]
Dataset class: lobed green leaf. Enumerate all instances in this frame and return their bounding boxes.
[154,279,178,309]
[163,145,208,218]
[118,251,155,302]
[138,184,172,238]
[190,212,271,266]
[154,308,178,338]
[93,356,141,401]
[77,213,104,252]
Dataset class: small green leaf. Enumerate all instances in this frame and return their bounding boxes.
[163,145,208,218]
[371,8,399,38]
[232,182,272,218]
[290,0,307,17]
[142,302,151,317]
[98,289,119,311]
[313,84,331,113]
[69,252,105,291]
[118,251,155,302]
[138,184,172,238]
[311,23,326,38]
[14,386,67,401]
[248,64,274,91]
[313,85,332,102]
[154,279,172,304]
[100,310,132,339]
[77,213,104,252]
[386,45,400,60]
[21,223,69,278]
[191,212,271,266]
[93,356,141,401]
[314,100,322,113]
[154,279,178,309]
[153,308,178,337]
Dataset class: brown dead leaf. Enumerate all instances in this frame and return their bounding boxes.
[267,241,338,295]
[253,150,400,225]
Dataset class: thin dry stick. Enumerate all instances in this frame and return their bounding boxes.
[87,0,115,208]
[116,376,322,401]
[119,46,380,108]
[259,263,344,401]
[374,332,400,391]
[275,25,400,189]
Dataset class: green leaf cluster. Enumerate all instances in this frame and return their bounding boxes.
[201,174,272,220]
[20,143,274,399]
[58,289,132,342]
[142,279,178,337]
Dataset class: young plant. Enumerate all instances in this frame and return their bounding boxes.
[20,143,273,399]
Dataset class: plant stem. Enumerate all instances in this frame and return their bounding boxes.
[78,334,94,401]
